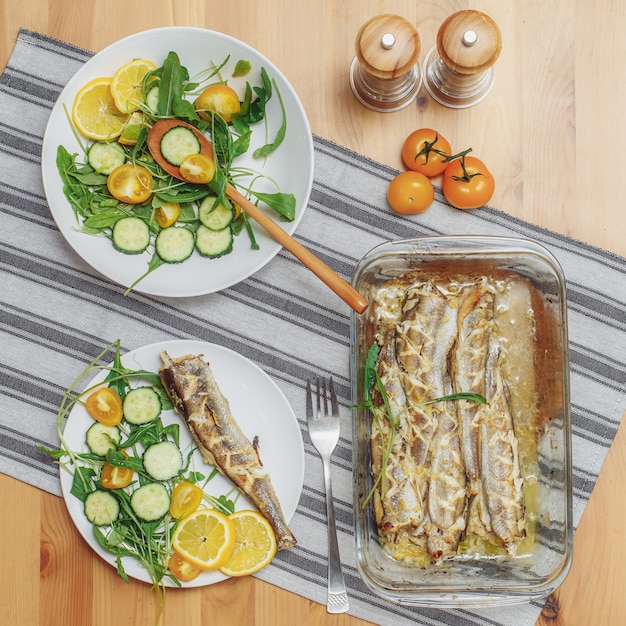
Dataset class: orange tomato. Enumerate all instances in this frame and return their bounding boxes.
[401,129,452,177]
[85,388,123,426]
[107,163,153,204]
[168,551,202,582]
[169,481,203,519]
[155,202,181,228]
[442,155,495,209]
[387,171,434,214]
[100,451,134,489]
[179,153,216,184]
[195,84,241,123]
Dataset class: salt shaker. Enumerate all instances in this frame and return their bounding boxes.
[349,14,422,112]
[423,10,502,108]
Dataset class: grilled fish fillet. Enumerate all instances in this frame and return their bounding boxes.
[158,351,297,550]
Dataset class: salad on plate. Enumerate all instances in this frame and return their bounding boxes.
[56,50,296,293]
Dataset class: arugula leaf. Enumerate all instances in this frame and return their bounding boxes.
[82,211,125,230]
[239,69,273,125]
[233,59,252,77]
[157,51,186,117]
[253,77,287,159]
[106,449,145,472]
[242,214,260,250]
[124,252,165,296]
[70,466,97,502]
[250,191,296,221]
[364,343,379,404]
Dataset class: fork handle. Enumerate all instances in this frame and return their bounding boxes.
[321,457,349,614]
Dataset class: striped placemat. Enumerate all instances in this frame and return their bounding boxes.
[1,28,625,626]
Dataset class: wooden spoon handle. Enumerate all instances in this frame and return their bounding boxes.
[226,184,368,313]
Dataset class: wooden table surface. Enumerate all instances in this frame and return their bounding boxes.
[1,1,625,625]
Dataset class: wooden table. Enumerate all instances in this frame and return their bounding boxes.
[1,1,625,625]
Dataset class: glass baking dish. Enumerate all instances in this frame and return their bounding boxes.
[349,236,573,607]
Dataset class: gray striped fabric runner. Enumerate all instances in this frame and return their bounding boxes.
[2,29,625,626]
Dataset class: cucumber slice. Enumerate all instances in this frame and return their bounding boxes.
[112,217,150,254]
[196,224,233,258]
[84,490,120,526]
[88,142,126,175]
[198,196,234,231]
[85,423,121,457]
[160,126,201,166]
[145,85,159,114]
[123,386,162,425]
[130,482,170,522]
[143,441,183,481]
[155,226,195,263]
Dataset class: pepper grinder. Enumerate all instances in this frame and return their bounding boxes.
[423,10,502,108]
[349,14,422,112]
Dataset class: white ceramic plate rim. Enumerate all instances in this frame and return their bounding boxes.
[41,27,314,297]
[59,339,304,587]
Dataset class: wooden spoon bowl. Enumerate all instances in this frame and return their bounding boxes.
[147,119,368,313]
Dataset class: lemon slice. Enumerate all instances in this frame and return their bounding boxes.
[219,510,277,577]
[71,77,129,141]
[172,508,236,570]
[111,59,157,113]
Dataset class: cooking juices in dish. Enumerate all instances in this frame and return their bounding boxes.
[351,237,572,606]
[367,269,547,564]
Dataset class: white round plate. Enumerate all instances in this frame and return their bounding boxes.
[41,27,314,297]
[59,339,304,587]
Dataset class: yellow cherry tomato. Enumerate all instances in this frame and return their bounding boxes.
[401,128,452,177]
[169,481,203,519]
[155,202,181,228]
[442,155,495,209]
[100,451,134,489]
[387,171,435,214]
[85,387,123,426]
[179,153,216,184]
[195,84,241,123]
[107,163,153,204]
[168,552,202,582]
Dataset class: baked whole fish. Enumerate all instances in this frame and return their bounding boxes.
[481,346,526,555]
[371,329,426,534]
[452,282,495,488]
[159,351,297,550]
[366,272,537,564]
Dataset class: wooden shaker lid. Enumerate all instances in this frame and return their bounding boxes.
[437,10,502,75]
[354,14,420,79]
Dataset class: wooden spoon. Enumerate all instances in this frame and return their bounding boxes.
[147,119,368,313]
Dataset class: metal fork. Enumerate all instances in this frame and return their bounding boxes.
[306,377,349,614]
